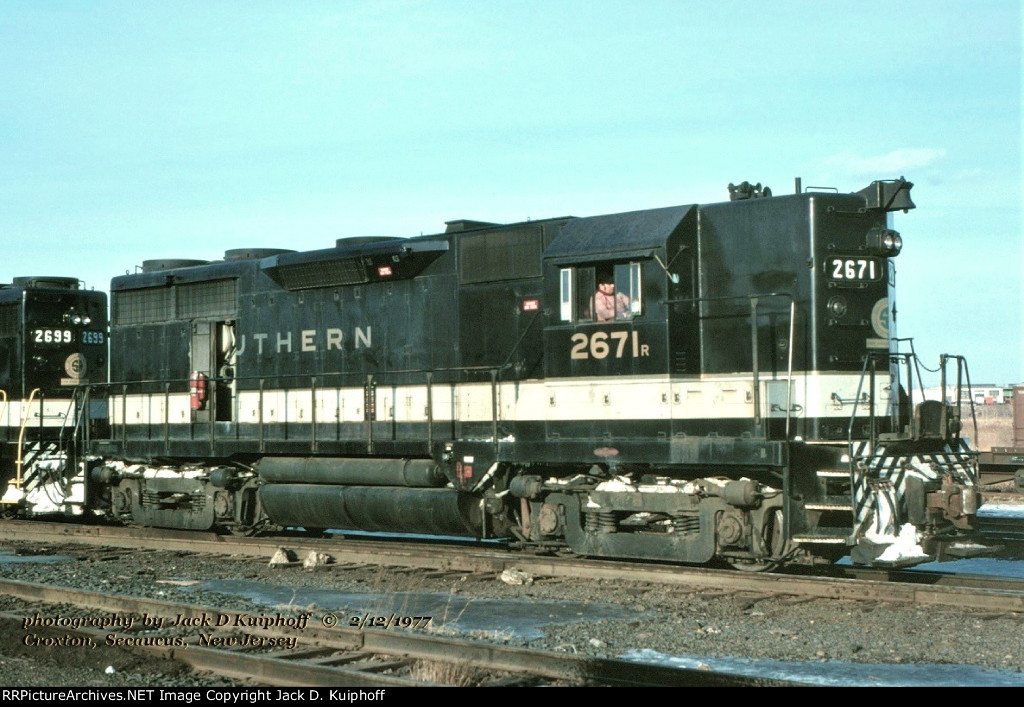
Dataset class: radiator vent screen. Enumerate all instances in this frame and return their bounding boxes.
[113,287,173,325]
[0,304,17,337]
[271,258,369,290]
[176,279,238,319]
[459,226,542,284]
[114,279,237,324]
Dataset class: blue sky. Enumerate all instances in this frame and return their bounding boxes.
[1,1,1020,385]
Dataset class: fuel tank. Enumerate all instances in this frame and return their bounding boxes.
[258,484,481,536]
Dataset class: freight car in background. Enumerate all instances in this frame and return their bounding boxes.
[977,386,1024,491]
[0,176,995,571]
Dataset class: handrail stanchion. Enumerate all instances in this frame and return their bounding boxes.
[14,388,41,494]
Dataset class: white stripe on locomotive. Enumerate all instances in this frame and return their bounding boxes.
[107,371,890,426]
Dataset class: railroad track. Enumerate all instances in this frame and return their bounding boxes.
[1,520,1023,613]
[0,578,800,687]
[979,475,1024,494]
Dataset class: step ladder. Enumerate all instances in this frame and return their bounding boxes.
[792,467,853,546]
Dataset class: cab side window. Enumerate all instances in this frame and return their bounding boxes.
[559,262,642,323]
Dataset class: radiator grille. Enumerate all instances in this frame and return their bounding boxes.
[176,279,238,319]
[459,226,542,284]
[272,258,368,289]
[0,304,17,337]
[114,279,237,324]
[113,287,173,325]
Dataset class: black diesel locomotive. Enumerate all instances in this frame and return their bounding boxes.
[0,178,989,570]
[0,277,108,513]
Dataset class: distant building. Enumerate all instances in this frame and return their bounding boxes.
[921,384,1007,405]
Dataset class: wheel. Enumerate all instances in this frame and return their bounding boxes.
[722,508,787,571]
[223,521,275,537]
[725,556,780,572]
[763,508,786,556]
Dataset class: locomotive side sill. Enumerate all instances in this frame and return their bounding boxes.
[815,469,849,478]
[805,502,853,511]
[791,535,848,544]
[877,432,913,442]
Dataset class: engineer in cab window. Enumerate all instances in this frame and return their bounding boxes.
[590,272,631,322]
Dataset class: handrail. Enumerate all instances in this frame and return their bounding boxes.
[848,351,900,452]
[88,362,519,454]
[69,386,92,487]
[848,350,978,460]
[14,388,40,491]
[941,353,978,449]
[92,362,518,393]
[56,385,86,453]
[97,291,801,457]
[785,299,795,440]
[665,290,798,437]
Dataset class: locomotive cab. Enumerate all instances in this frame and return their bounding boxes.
[516,178,987,570]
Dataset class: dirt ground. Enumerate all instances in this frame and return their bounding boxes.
[0,615,229,686]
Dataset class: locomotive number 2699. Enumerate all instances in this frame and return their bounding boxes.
[570,331,650,360]
[32,328,72,344]
[31,329,105,345]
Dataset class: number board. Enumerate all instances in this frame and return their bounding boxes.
[31,329,106,345]
[826,257,882,282]
[32,328,73,344]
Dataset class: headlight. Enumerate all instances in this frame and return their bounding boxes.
[865,227,902,256]
[882,231,902,254]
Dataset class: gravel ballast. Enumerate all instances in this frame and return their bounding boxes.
[0,539,1022,687]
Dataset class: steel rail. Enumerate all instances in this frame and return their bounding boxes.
[1,520,1023,612]
[0,578,802,687]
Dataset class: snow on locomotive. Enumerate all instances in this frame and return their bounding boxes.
[0,177,990,570]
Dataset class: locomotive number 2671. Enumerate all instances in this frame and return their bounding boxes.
[570,331,650,360]
[827,257,881,281]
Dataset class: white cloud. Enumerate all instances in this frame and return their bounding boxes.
[825,148,948,177]
[953,167,984,180]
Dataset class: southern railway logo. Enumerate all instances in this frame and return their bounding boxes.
[62,353,86,386]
